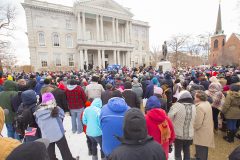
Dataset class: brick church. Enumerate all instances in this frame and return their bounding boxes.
[209,4,240,66]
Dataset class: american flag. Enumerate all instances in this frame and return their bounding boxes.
[25,127,37,136]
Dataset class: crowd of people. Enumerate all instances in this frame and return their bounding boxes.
[0,66,240,160]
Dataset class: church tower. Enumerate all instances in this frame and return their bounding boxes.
[209,3,226,66]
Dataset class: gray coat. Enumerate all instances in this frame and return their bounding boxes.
[132,83,143,101]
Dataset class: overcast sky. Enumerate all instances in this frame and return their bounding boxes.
[4,0,240,65]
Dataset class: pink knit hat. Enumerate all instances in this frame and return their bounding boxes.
[154,86,163,95]
[42,92,55,104]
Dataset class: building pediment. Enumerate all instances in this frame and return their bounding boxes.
[75,0,133,18]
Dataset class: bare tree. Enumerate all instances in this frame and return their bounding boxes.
[150,45,161,66]
[0,3,17,72]
[168,34,189,67]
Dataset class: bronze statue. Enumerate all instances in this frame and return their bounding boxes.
[162,41,168,61]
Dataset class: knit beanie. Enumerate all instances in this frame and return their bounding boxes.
[154,86,163,95]
[6,141,49,160]
[42,92,55,104]
[146,96,161,111]
[21,90,37,105]
[123,108,147,141]
[178,90,192,101]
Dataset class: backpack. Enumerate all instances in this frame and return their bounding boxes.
[13,103,36,136]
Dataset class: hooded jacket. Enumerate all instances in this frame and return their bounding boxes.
[100,97,130,156]
[222,90,240,119]
[0,80,18,123]
[132,83,143,101]
[65,85,87,109]
[145,108,175,159]
[82,98,103,137]
[0,107,21,160]
[109,108,166,160]
[35,103,65,143]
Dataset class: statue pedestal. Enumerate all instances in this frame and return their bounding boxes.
[155,61,172,73]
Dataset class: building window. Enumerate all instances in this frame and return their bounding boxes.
[66,20,72,29]
[39,53,48,67]
[54,54,61,66]
[214,39,218,49]
[52,33,60,46]
[66,34,73,48]
[222,39,225,46]
[38,32,45,46]
[68,54,74,66]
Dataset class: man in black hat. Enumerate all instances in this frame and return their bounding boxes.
[109,108,166,160]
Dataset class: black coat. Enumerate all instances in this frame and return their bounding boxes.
[101,90,113,105]
[51,88,69,112]
[122,90,140,109]
[109,137,166,160]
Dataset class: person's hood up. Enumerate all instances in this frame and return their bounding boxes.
[91,98,102,109]
[107,97,129,113]
[146,96,161,111]
[3,80,17,91]
[39,78,45,84]
[67,85,77,91]
[177,90,193,103]
[0,107,4,132]
[21,90,37,106]
[229,91,240,98]
[122,108,148,142]
[208,83,222,92]
[147,108,167,124]
[151,77,160,86]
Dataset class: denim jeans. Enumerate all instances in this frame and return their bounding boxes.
[174,139,192,160]
[5,123,20,140]
[70,108,84,133]
[195,145,209,160]
[227,119,238,131]
[89,136,105,158]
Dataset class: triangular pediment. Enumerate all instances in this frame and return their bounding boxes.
[78,0,133,16]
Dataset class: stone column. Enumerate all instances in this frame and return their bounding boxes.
[117,50,120,65]
[84,49,88,70]
[77,12,82,40]
[102,50,105,68]
[126,51,130,67]
[113,50,117,64]
[79,49,84,70]
[129,21,132,43]
[112,18,116,42]
[100,15,104,41]
[82,12,86,40]
[122,52,125,66]
[125,21,129,43]
[96,15,100,41]
[98,49,101,68]
[116,19,119,42]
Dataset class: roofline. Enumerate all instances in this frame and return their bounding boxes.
[132,20,150,27]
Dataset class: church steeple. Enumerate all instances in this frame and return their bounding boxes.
[215,3,224,35]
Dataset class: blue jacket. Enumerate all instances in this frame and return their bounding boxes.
[35,79,44,96]
[82,98,102,137]
[100,97,130,156]
[35,106,65,143]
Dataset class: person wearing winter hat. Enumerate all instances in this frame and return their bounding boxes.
[0,80,18,139]
[109,108,166,160]
[144,77,160,99]
[168,90,196,160]
[0,107,21,160]
[17,89,40,142]
[145,97,175,159]
[100,92,130,157]
[131,77,143,102]
[122,81,140,109]
[35,92,77,160]
[83,98,106,160]
[6,139,50,160]
[153,87,168,112]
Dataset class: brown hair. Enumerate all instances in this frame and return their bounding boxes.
[195,90,208,101]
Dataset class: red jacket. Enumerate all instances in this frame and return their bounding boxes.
[65,85,87,109]
[145,108,175,159]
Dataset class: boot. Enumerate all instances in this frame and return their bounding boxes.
[88,149,92,156]
[92,155,98,160]
[223,130,234,143]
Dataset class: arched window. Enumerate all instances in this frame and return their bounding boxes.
[66,34,73,48]
[214,39,218,49]
[38,32,45,46]
[52,33,60,46]
[222,39,225,46]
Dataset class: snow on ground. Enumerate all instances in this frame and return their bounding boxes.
[2,115,175,160]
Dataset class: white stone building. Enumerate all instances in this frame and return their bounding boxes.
[22,0,150,71]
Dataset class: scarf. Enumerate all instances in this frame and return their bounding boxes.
[158,120,171,144]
